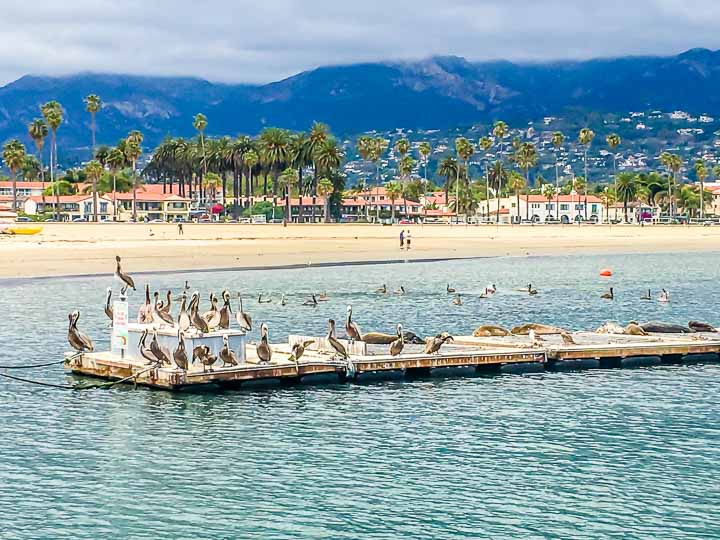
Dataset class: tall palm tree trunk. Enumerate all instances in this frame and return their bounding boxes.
[53,131,59,221]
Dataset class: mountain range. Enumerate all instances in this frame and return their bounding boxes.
[1,48,720,155]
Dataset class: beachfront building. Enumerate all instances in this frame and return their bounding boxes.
[24,194,116,221]
[478,194,606,224]
[0,181,48,209]
[113,191,191,221]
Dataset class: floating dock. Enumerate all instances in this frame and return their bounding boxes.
[65,326,720,391]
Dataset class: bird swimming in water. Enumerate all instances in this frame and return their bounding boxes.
[446,284,456,294]
[302,294,319,307]
[487,284,497,294]
[256,323,272,364]
[658,289,670,303]
[423,332,453,355]
[138,284,154,324]
[178,293,191,332]
[218,290,232,330]
[527,284,538,295]
[280,294,287,307]
[219,335,239,368]
[375,284,387,294]
[389,324,404,357]
[150,330,171,367]
[258,293,272,304]
[67,310,94,353]
[173,280,190,301]
[317,291,330,302]
[235,293,252,332]
[289,339,315,365]
[173,331,189,371]
[600,287,614,300]
[114,255,136,292]
[345,305,362,342]
[189,291,209,334]
[640,289,652,301]
[394,286,407,295]
[104,288,113,324]
[327,319,348,359]
[452,295,463,306]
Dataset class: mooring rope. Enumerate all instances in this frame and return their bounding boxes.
[0,365,157,391]
[0,372,76,389]
[0,359,68,370]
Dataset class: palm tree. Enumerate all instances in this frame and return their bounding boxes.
[489,160,508,223]
[418,141,431,183]
[385,180,402,222]
[84,159,104,222]
[454,137,475,223]
[259,127,290,200]
[84,94,102,155]
[508,171,526,223]
[600,187,616,223]
[394,138,410,166]
[41,101,63,220]
[541,183,556,220]
[551,131,564,219]
[694,159,707,219]
[479,136,493,219]
[606,133,621,206]
[124,131,143,221]
[244,149,259,209]
[193,113,208,180]
[279,167,299,222]
[616,172,637,222]
[2,139,27,210]
[28,118,48,203]
[492,121,508,162]
[578,128,594,218]
[368,138,388,222]
[514,142,538,220]
[317,177,334,223]
[572,176,586,221]
[107,146,125,220]
[660,152,683,216]
[438,156,458,204]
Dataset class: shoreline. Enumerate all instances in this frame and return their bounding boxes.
[3,222,720,280]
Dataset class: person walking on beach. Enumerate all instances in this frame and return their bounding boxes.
[405,230,411,250]
[177,222,184,235]
[399,229,405,249]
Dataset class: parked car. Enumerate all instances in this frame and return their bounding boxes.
[149,219,165,223]
[72,217,87,222]
[14,216,31,222]
[398,219,413,224]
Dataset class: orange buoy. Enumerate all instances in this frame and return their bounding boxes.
[600,268,613,277]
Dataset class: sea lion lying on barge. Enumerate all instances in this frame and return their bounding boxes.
[688,321,717,333]
[362,331,425,345]
[472,325,511,337]
[511,323,566,335]
[640,321,694,334]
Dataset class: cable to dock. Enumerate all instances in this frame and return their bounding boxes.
[0,359,68,370]
[0,365,156,391]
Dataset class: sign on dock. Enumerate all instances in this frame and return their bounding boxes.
[112,300,129,354]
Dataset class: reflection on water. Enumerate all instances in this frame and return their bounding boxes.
[1,252,720,539]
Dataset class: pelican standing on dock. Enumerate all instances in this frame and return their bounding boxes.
[173,331,189,370]
[345,305,362,342]
[390,324,404,356]
[104,288,113,323]
[289,339,314,364]
[178,293,191,332]
[327,319,348,359]
[114,255,136,292]
[256,323,272,364]
[203,293,221,331]
[138,285,154,324]
[218,290,232,330]
[160,291,172,315]
[189,291,209,334]
[67,310,94,353]
[150,331,171,366]
[153,291,175,327]
[139,329,159,365]
[236,293,253,332]
[424,332,453,355]
[219,335,239,368]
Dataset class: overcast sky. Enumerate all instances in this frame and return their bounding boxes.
[1,0,719,86]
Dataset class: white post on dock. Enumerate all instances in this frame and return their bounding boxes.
[112,290,129,359]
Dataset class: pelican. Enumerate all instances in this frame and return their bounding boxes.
[138,284,154,324]
[67,310,94,353]
[192,344,210,366]
[389,324,404,356]
[317,291,330,302]
[150,331,171,366]
[345,305,362,342]
[302,294,319,307]
[139,329,159,365]
[173,331,189,371]
[160,290,172,315]
[202,293,221,331]
[114,255,136,292]
[452,295,463,306]
[394,286,407,295]
[659,289,670,303]
[488,284,497,294]
[236,293,253,332]
[561,331,576,345]
[289,339,314,364]
[280,294,287,307]
[189,291,209,334]
[173,280,190,301]
[375,284,387,294]
[327,319,348,359]
[256,323,272,364]
[423,332,453,355]
[104,288,113,323]
[600,287,614,300]
[641,289,652,301]
[446,284,456,294]
[258,293,272,304]
[527,284,538,295]
[218,290,232,330]
[529,329,544,347]
[178,293,191,332]
[219,335,239,368]
[153,291,174,327]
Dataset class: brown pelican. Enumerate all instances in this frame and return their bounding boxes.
[256,323,272,364]
[446,284,456,294]
[658,289,670,303]
[218,290,232,330]
[289,339,314,364]
[302,294,318,307]
[202,293,221,330]
[173,331,189,370]
[160,290,172,315]
[488,284,497,294]
[173,280,191,301]
[104,288,113,323]
[192,344,210,366]
[375,284,387,294]
[600,287,614,300]
[150,331,172,366]
[138,284,154,324]
[258,293,272,304]
[139,329,159,365]
[423,332,453,354]
[189,291,209,334]
[389,324,404,357]
[527,284,538,295]
[529,329,544,347]
[327,319,348,359]
[641,289,652,301]
[280,294,287,306]
[236,293,252,332]
[317,291,330,302]
[452,295,463,306]
[560,331,576,345]
[153,291,174,327]
[114,255,136,292]
[67,310,94,353]
[394,286,407,295]
[345,305,362,342]
[178,293,191,332]
[219,335,239,368]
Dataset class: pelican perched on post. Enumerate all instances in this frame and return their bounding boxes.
[218,290,232,330]
[189,291,209,334]
[104,288,113,323]
[256,323,272,364]
[173,331,189,371]
[114,255,136,292]
[423,332,453,355]
[150,331,171,366]
[327,319,348,359]
[390,324,404,356]
[138,284,154,324]
[219,335,239,368]
[178,293,191,332]
[345,305,362,342]
[235,293,253,332]
[153,291,174,327]
[67,310,94,353]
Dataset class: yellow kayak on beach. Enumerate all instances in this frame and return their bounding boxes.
[6,225,43,235]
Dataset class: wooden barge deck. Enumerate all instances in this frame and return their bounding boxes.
[65,330,720,391]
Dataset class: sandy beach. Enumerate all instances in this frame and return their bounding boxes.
[1,222,719,279]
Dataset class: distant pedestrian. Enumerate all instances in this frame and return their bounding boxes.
[405,230,411,250]
[399,229,405,249]
[177,222,184,235]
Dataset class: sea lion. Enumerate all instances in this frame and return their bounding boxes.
[688,321,717,333]
[362,331,424,345]
[473,325,511,337]
[624,323,648,336]
[640,321,694,334]
[511,323,566,336]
